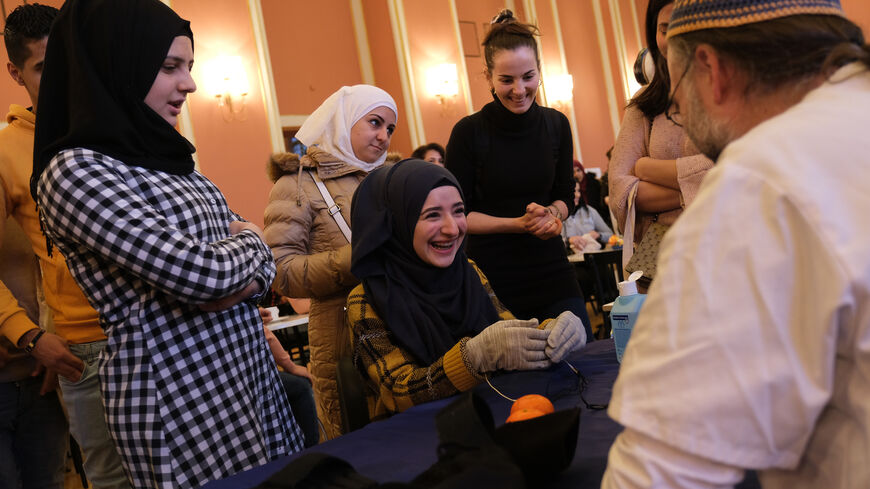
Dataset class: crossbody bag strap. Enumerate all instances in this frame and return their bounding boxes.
[621,183,639,273]
[309,171,352,243]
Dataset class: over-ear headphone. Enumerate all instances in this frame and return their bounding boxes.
[633,48,656,85]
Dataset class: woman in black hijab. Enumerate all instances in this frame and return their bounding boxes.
[347,159,587,419]
[32,1,303,487]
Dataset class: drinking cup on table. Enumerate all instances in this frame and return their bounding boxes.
[265,306,280,322]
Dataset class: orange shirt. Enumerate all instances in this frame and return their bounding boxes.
[0,104,104,345]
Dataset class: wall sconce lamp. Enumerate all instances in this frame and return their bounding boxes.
[547,73,574,108]
[426,63,459,106]
[204,55,250,122]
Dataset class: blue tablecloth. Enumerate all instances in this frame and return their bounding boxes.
[203,339,620,489]
[203,339,758,488]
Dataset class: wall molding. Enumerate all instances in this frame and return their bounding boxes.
[628,0,643,60]
[248,0,285,153]
[592,0,621,138]
[350,0,376,85]
[549,0,583,162]
[608,0,632,105]
[448,0,474,115]
[387,0,424,148]
[521,0,548,106]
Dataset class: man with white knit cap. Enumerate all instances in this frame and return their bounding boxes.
[602,1,870,487]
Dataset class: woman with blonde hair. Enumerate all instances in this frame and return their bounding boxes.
[265,85,397,439]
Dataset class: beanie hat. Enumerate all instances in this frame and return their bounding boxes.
[667,0,845,39]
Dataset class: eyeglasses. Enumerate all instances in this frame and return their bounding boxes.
[664,59,692,128]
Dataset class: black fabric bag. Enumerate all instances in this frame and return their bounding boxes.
[255,453,378,489]
[435,392,580,485]
[255,392,579,489]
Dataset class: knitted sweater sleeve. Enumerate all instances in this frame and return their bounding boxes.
[674,137,715,208]
[347,262,514,418]
[608,105,649,234]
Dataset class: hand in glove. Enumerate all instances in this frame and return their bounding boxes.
[544,311,587,363]
[464,318,551,374]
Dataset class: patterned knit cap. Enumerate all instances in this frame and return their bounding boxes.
[667,0,845,39]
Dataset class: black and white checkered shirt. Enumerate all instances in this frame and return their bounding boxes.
[38,148,303,488]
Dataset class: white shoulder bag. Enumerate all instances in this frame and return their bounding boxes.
[309,171,352,243]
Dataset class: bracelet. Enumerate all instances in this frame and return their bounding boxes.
[24,329,45,354]
[547,205,563,221]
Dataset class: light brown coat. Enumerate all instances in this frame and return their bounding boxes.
[264,147,373,439]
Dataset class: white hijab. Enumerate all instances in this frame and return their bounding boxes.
[295,85,398,172]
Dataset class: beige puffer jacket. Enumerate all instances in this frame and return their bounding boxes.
[264,147,374,440]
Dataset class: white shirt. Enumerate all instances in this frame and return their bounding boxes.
[562,205,614,245]
[602,63,870,488]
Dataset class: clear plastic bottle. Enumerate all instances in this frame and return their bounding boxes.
[611,271,646,363]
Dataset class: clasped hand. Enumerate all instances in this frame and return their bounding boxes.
[521,202,562,240]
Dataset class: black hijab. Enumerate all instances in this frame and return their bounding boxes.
[351,159,500,365]
[31,0,196,201]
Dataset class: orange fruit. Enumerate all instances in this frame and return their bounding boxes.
[505,407,546,423]
[510,394,554,416]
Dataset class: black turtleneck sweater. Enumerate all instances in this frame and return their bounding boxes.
[445,97,580,318]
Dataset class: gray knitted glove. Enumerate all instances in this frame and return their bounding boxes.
[464,318,551,374]
[544,311,587,362]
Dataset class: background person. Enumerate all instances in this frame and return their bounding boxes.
[33,1,303,487]
[261,322,318,448]
[348,159,586,418]
[0,4,131,488]
[446,9,591,339]
[608,0,714,287]
[0,219,67,488]
[563,164,614,252]
[411,142,445,166]
[602,1,870,487]
[264,84,398,439]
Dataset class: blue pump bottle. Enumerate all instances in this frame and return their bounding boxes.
[611,271,646,363]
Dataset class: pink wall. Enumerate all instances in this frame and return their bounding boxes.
[559,0,618,168]
[842,0,870,31]
[261,0,362,115]
[403,1,470,148]
[172,0,274,228]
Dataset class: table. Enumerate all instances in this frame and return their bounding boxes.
[567,246,619,263]
[265,314,309,332]
[203,339,759,488]
[205,340,619,488]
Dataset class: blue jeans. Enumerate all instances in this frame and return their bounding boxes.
[278,371,319,447]
[0,375,67,489]
[60,341,131,489]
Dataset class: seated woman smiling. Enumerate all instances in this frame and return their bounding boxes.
[347,159,587,419]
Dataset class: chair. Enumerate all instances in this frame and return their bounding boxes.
[583,249,624,338]
[273,325,310,366]
[336,356,371,433]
